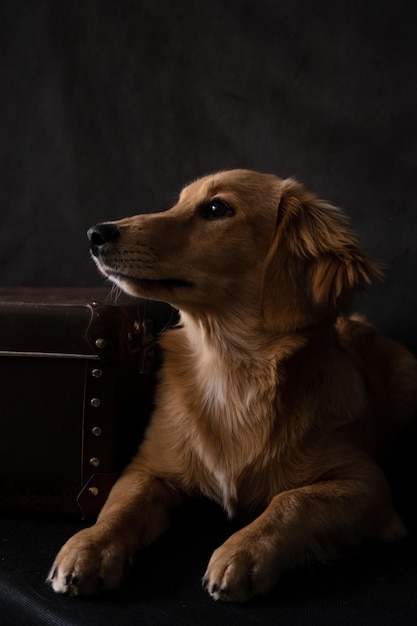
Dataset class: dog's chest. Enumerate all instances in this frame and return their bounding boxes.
[191,346,278,515]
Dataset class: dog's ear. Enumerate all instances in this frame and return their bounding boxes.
[261,179,383,332]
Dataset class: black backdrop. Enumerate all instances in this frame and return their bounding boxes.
[1,0,417,350]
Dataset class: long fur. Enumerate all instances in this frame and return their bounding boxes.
[48,169,417,601]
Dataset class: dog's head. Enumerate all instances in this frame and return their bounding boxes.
[88,169,382,332]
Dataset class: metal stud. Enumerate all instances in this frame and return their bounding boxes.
[92,368,103,378]
[89,457,100,468]
[92,426,102,437]
[95,338,106,349]
[88,486,99,496]
[90,397,101,408]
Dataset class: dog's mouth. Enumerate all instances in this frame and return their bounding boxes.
[109,273,193,291]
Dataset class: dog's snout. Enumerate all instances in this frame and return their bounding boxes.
[87,223,120,256]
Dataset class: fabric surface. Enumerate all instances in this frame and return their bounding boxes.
[2,501,417,626]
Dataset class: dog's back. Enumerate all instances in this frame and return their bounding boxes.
[336,315,417,456]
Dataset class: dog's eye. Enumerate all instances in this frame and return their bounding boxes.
[199,200,235,220]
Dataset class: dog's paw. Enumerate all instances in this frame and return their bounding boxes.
[202,532,279,602]
[47,527,131,596]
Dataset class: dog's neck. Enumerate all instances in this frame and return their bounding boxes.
[179,309,321,364]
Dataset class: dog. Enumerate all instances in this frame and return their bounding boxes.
[48,169,417,601]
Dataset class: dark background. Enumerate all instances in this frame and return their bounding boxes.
[1,0,417,351]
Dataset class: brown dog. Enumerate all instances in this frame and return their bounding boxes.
[48,169,417,601]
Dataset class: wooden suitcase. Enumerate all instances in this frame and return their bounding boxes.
[0,287,174,518]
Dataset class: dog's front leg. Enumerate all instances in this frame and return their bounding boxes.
[48,465,181,596]
[203,468,406,602]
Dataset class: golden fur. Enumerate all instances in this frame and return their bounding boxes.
[48,169,417,601]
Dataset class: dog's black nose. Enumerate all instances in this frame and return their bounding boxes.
[87,223,120,256]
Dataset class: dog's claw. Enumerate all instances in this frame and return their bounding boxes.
[48,567,57,581]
